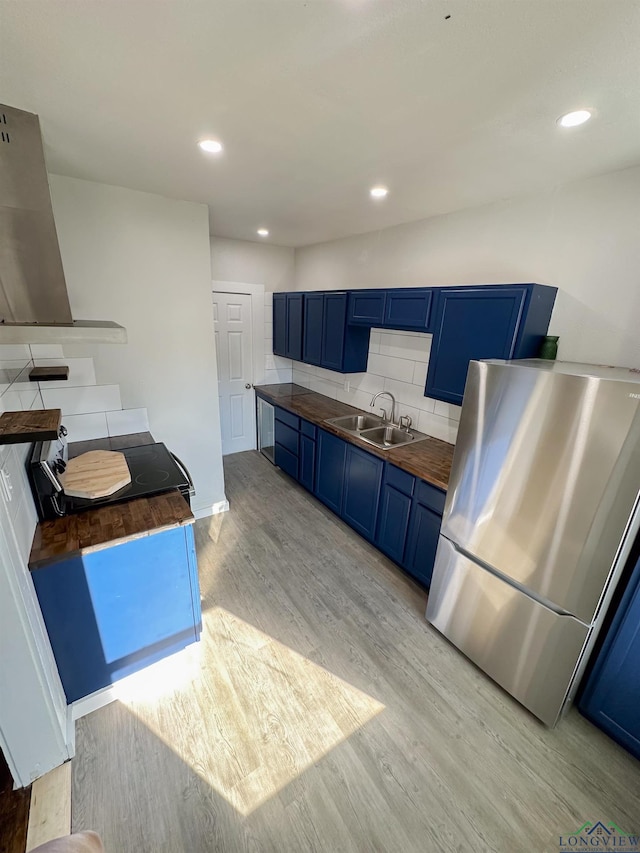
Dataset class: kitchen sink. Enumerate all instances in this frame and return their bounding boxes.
[359,426,416,449]
[325,413,430,450]
[327,414,384,431]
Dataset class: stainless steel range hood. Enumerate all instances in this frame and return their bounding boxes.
[0,103,126,344]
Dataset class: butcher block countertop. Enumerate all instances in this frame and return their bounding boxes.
[29,432,193,570]
[29,490,194,570]
[254,383,454,491]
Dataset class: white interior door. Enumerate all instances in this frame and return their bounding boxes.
[213,292,256,455]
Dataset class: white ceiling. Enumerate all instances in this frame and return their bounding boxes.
[1,1,639,247]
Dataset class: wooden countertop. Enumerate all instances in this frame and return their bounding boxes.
[254,383,454,491]
[29,489,194,570]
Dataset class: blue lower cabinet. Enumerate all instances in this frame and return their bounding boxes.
[31,524,201,703]
[314,428,347,513]
[275,418,299,455]
[404,500,442,587]
[376,484,412,563]
[275,442,299,479]
[342,445,384,540]
[578,556,640,760]
[299,434,316,491]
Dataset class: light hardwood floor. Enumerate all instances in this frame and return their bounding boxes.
[72,451,640,852]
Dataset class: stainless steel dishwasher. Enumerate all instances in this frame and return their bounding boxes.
[257,396,275,464]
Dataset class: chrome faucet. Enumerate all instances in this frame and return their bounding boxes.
[370,391,397,425]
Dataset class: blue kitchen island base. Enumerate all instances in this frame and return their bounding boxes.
[31,514,202,704]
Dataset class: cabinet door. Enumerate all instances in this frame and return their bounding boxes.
[273,293,287,357]
[384,289,433,331]
[578,560,640,760]
[348,290,386,326]
[376,484,412,563]
[425,287,527,405]
[342,445,384,541]
[321,293,347,371]
[314,428,347,513]
[31,527,198,702]
[303,294,324,366]
[404,501,442,587]
[299,434,316,492]
[286,293,304,361]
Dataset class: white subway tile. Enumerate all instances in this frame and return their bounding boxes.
[273,356,293,371]
[263,367,293,384]
[41,384,122,416]
[29,344,64,359]
[265,354,276,371]
[0,344,31,360]
[417,410,459,444]
[309,377,338,399]
[412,361,429,388]
[106,408,150,437]
[433,399,462,422]
[292,369,311,388]
[368,330,381,354]
[395,403,421,428]
[367,353,415,383]
[34,357,97,388]
[382,376,431,411]
[62,412,109,443]
[264,338,274,354]
[346,372,382,395]
[379,331,431,363]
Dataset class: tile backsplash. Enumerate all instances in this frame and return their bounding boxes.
[291,329,461,444]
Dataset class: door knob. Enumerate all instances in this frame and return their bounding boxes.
[245,383,252,389]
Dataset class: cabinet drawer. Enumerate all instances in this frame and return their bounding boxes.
[300,419,317,439]
[274,407,300,431]
[275,443,299,479]
[274,419,299,456]
[384,289,433,331]
[415,479,446,515]
[384,464,415,497]
[348,290,386,325]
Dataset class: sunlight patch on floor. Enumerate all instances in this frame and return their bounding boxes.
[118,606,385,816]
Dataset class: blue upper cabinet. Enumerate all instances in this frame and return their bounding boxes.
[273,293,303,360]
[578,554,640,761]
[302,293,324,365]
[347,288,433,332]
[273,293,287,357]
[384,289,433,331]
[303,292,370,373]
[348,290,386,326]
[425,284,556,406]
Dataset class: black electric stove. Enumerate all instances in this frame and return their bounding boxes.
[28,434,194,521]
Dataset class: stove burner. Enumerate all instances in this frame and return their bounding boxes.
[134,469,171,487]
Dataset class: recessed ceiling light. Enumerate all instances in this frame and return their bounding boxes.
[557,110,592,128]
[198,139,223,153]
[257,228,269,237]
[370,186,389,199]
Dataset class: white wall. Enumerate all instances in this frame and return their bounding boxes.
[294,165,640,370]
[211,236,295,293]
[50,176,226,515]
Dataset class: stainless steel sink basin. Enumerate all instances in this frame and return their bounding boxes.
[327,414,384,431]
[325,412,431,450]
[359,426,415,449]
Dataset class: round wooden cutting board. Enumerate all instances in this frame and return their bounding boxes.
[60,450,132,499]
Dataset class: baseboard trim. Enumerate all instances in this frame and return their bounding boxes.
[70,641,201,721]
[193,499,229,520]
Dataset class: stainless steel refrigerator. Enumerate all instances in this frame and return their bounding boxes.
[426,359,640,726]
